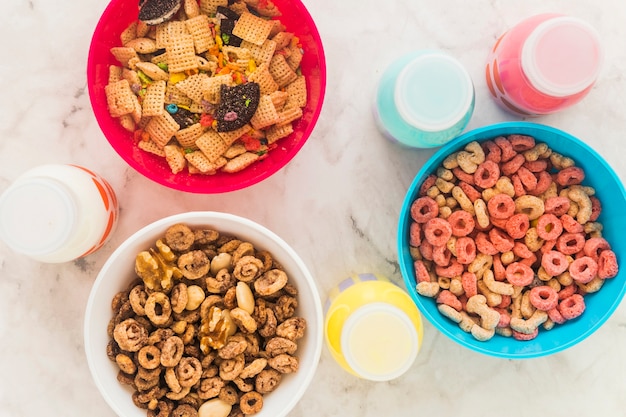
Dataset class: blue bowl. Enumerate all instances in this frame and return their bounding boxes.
[398,121,626,358]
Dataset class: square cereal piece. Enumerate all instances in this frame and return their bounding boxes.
[138,139,166,157]
[110,46,138,68]
[223,142,247,159]
[232,12,273,46]
[185,150,218,173]
[271,31,293,50]
[222,152,260,173]
[199,0,228,15]
[105,79,137,117]
[196,129,229,162]
[156,20,189,49]
[269,90,289,110]
[185,14,215,54]
[286,45,303,70]
[284,75,307,108]
[142,80,167,117]
[166,33,199,73]
[145,112,180,148]
[218,124,252,146]
[277,106,303,126]
[118,114,136,132]
[266,122,294,144]
[222,45,252,61]
[250,95,279,130]
[269,54,298,87]
[164,144,187,174]
[184,0,201,18]
[108,65,123,84]
[165,83,193,107]
[203,74,235,104]
[248,63,278,96]
[120,21,138,45]
[174,122,204,149]
[175,73,211,104]
[241,39,276,65]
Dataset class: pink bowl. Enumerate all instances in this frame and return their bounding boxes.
[87,0,326,193]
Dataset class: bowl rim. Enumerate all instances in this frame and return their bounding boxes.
[397,121,626,359]
[87,0,327,194]
[84,211,324,416]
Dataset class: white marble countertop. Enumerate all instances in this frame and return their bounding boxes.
[1,0,626,416]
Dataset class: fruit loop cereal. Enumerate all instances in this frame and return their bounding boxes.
[105,0,307,175]
[408,135,619,342]
[107,223,306,416]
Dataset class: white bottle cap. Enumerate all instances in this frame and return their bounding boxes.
[341,302,419,381]
[521,16,603,97]
[0,178,77,257]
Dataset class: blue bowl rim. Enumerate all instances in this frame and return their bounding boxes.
[397,121,626,359]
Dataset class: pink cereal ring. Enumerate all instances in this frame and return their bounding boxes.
[436,290,463,311]
[501,153,526,176]
[418,175,437,197]
[409,222,422,247]
[529,286,559,311]
[447,210,475,237]
[493,255,506,281]
[459,181,481,202]
[560,214,583,234]
[583,237,610,259]
[505,262,534,286]
[424,217,452,246]
[513,241,533,259]
[410,196,439,223]
[511,174,526,197]
[489,227,515,253]
[556,166,585,187]
[494,307,511,327]
[569,256,598,284]
[495,136,517,162]
[497,295,512,308]
[536,214,563,241]
[513,328,538,341]
[455,236,477,265]
[539,239,556,255]
[556,233,585,256]
[589,196,602,222]
[544,196,571,216]
[519,253,537,268]
[414,260,431,283]
[487,193,516,219]
[523,159,548,173]
[508,134,535,151]
[598,250,618,279]
[432,244,452,267]
[452,167,475,185]
[558,284,577,300]
[516,166,538,191]
[541,250,569,276]
[476,232,499,256]
[473,160,500,189]
[420,239,434,261]
[548,307,566,324]
[461,271,478,298]
[528,170,552,196]
[435,259,464,278]
[558,294,586,320]
[483,140,502,163]
[505,213,530,240]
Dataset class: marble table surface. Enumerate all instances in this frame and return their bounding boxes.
[1,0,626,416]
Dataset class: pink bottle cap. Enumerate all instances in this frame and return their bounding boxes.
[521,16,603,97]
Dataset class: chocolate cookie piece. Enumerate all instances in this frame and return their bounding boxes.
[139,0,182,25]
[215,83,260,132]
[216,6,243,46]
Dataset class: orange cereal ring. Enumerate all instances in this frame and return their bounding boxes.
[523,159,548,173]
[493,255,506,281]
[513,241,533,259]
[519,252,537,268]
[512,328,538,340]
[455,236,477,265]
[476,232,499,255]
[409,222,422,247]
[539,239,557,255]
[433,244,452,267]
[541,250,569,276]
[424,217,452,246]
[461,271,478,298]
[517,166,538,191]
[558,284,577,300]
[508,134,535,151]
[459,181,481,202]
[495,136,517,162]
[452,167,475,185]
[536,214,563,241]
[511,174,526,197]
[436,290,463,311]
[490,216,508,230]
[410,196,439,223]
[419,175,437,196]
[447,210,475,237]
[501,154,526,176]
[548,307,566,324]
[558,294,585,320]
[414,260,431,283]
[505,262,534,286]
[435,259,464,278]
[560,214,583,234]
[598,250,618,279]
[489,227,515,252]
[556,233,585,256]
[528,170,553,196]
[589,196,602,222]
[487,193,515,219]
[569,256,598,284]
[473,160,500,189]
[544,196,570,216]
[529,286,559,311]
[505,213,529,239]
[556,166,585,187]
[483,140,502,163]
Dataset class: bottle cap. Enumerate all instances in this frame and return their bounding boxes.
[0,178,77,257]
[522,16,603,97]
[394,53,474,132]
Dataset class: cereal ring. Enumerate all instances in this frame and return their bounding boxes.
[556,166,585,187]
[254,269,288,296]
[461,271,478,298]
[172,404,199,417]
[541,251,569,277]
[436,290,463,311]
[487,193,515,220]
[432,244,452,267]
[424,217,452,246]
[219,354,245,381]
[523,159,548,172]
[516,166,538,191]
[501,154,526,176]
[240,391,264,415]
[452,186,475,215]
[409,222,422,247]
[589,196,602,222]
[511,174,526,197]
[512,328,538,341]
[476,232,499,256]
[598,250,618,279]
[495,136,517,162]
[508,134,535,151]
[165,223,195,252]
[268,353,299,374]
[175,357,202,389]
[138,345,161,370]
[115,353,137,375]
[459,181,482,202]
[512,241,533,259]
[560,214,583,234]
[455,236,477,265]
[558,294,585,320]
[145,292,173,326]
[505,262,534,286]
[547,307,566,324]
[482,140,502,163]
[556,233,585,256]
[528,170,553,196]
[473,160,500,189]
[113,318,148,352]
[544,196,570,217]
[536,214,563,241]
[255,369,282,394]
[129,285,148,316]
[419,239,434,261]
[435,259,464,278]
[505,213,529,240]
[170,283,189,315]
[488,228,515,253]
[178,250,210,280]
[276,317,307,341]
[410,196,439,223]
[447,210,475,237]
[414,260,431,283]
[569,256,598,284]
[529,286,559,311]
[452,167,475,184]
[514,195,545,220]
[583,237,610,259]
[161,336,185,367]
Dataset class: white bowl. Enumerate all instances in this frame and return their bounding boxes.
[84,212,323,417]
